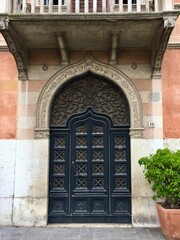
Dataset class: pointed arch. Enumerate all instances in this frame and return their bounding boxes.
[35,54,144,139]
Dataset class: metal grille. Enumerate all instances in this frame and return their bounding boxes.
[115,136,126,147]
[54,150,65,160]
[93,150,103,160]
[54,164,65,174]
[76,150,87,161]
[115,178,127,189]
[93,177,104,188]
[115,163,126,174]
[54,178,64,188]
[54,137,65,147]
[76,124,87,133]
[93,163,104,174]
[92,136,103,146]
[76,178,87,188]
[115,150,126,160]
[76,136,87,147]
[75,163,87,175]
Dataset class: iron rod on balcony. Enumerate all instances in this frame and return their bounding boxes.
[119,0,123,12]
[137,0,141,12]
[40,0,44,13]
[31,0,35,13]
[102,0,106,12]
[110,0,114,12]
[146,0,149,11]
[155,0,159,11]
[13,0,18,13]
[58,0,62,13]
[49,0,53,13]
[93,0,97,12]
[128,0,132,12]
[22,0,27,13]
[76,0,80,13]
[67,1,70,12]
[10,0,164,14]
[85,0,89,13]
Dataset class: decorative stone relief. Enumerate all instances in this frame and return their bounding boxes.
[34,128,50,139]
[164,17,176,28]
[35,54,144,139]
[129,128,144,139]
[151,16,177,79]
[0,20,8,30]
[0,19,28,80]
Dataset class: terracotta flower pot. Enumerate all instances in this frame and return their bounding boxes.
[156,203,180,240]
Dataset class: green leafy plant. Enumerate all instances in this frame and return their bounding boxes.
[138,148,180,209]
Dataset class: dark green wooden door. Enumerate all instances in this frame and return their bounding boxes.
[48,109,131,223]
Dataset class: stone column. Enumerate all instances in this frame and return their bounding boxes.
[118,0,123,12]
[0,0,11,13]
[49,0,53,13]
[58,0,62,13]
[31,0,35,13]
[93,0,97,13]
[75,0,80,13]
[128,0,132,12]
[102,0,106,12]
[161,0,173,11]
[137,0,141,12]
[22,0,27,13]
[40,0,44,13]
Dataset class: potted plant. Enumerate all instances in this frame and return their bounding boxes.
[138,148,180,240]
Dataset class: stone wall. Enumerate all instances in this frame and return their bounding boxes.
[0,13,180,226]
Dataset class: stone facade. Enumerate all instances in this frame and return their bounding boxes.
[0,2,180,227]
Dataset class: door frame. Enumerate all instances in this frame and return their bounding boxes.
[34,54,144,225]
[48,108,131,223]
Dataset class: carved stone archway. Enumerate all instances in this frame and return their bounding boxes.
[35,54,144,139]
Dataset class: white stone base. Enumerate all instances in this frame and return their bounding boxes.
[0,138,179,227]
[13,197,47,227]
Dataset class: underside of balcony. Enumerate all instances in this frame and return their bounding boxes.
[0,11,179,80]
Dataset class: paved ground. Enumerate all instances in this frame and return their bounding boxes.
[0,226,166,240]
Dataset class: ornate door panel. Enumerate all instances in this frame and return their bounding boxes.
[48,109,131,223]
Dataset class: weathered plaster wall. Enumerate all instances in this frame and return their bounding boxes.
[0,35,18,139]
[162,16,180,138]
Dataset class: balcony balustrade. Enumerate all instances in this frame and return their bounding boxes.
[0,0,174,14]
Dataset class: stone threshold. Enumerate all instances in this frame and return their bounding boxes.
[47,223,132,228]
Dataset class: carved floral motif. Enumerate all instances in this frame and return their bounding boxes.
[50,75,130,126]
[36,54,144,138]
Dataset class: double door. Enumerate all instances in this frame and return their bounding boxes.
[48,109,131,223]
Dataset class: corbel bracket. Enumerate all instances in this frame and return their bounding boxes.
[109,31,120,65]
[57,32,69,66]
[0,18,28,80]
[151,16,177,79]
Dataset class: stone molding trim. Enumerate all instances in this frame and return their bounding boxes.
[0,19,28,80]
[0,45,9,51]
[4,11,179,21]
[35,54,144,139]
[34,128,50,139]
[129,128,144,139]
[168,43,180,49]
[151,16,177,79]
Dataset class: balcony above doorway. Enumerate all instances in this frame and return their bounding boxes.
[0,0,176,14]
[0,0,179,80]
